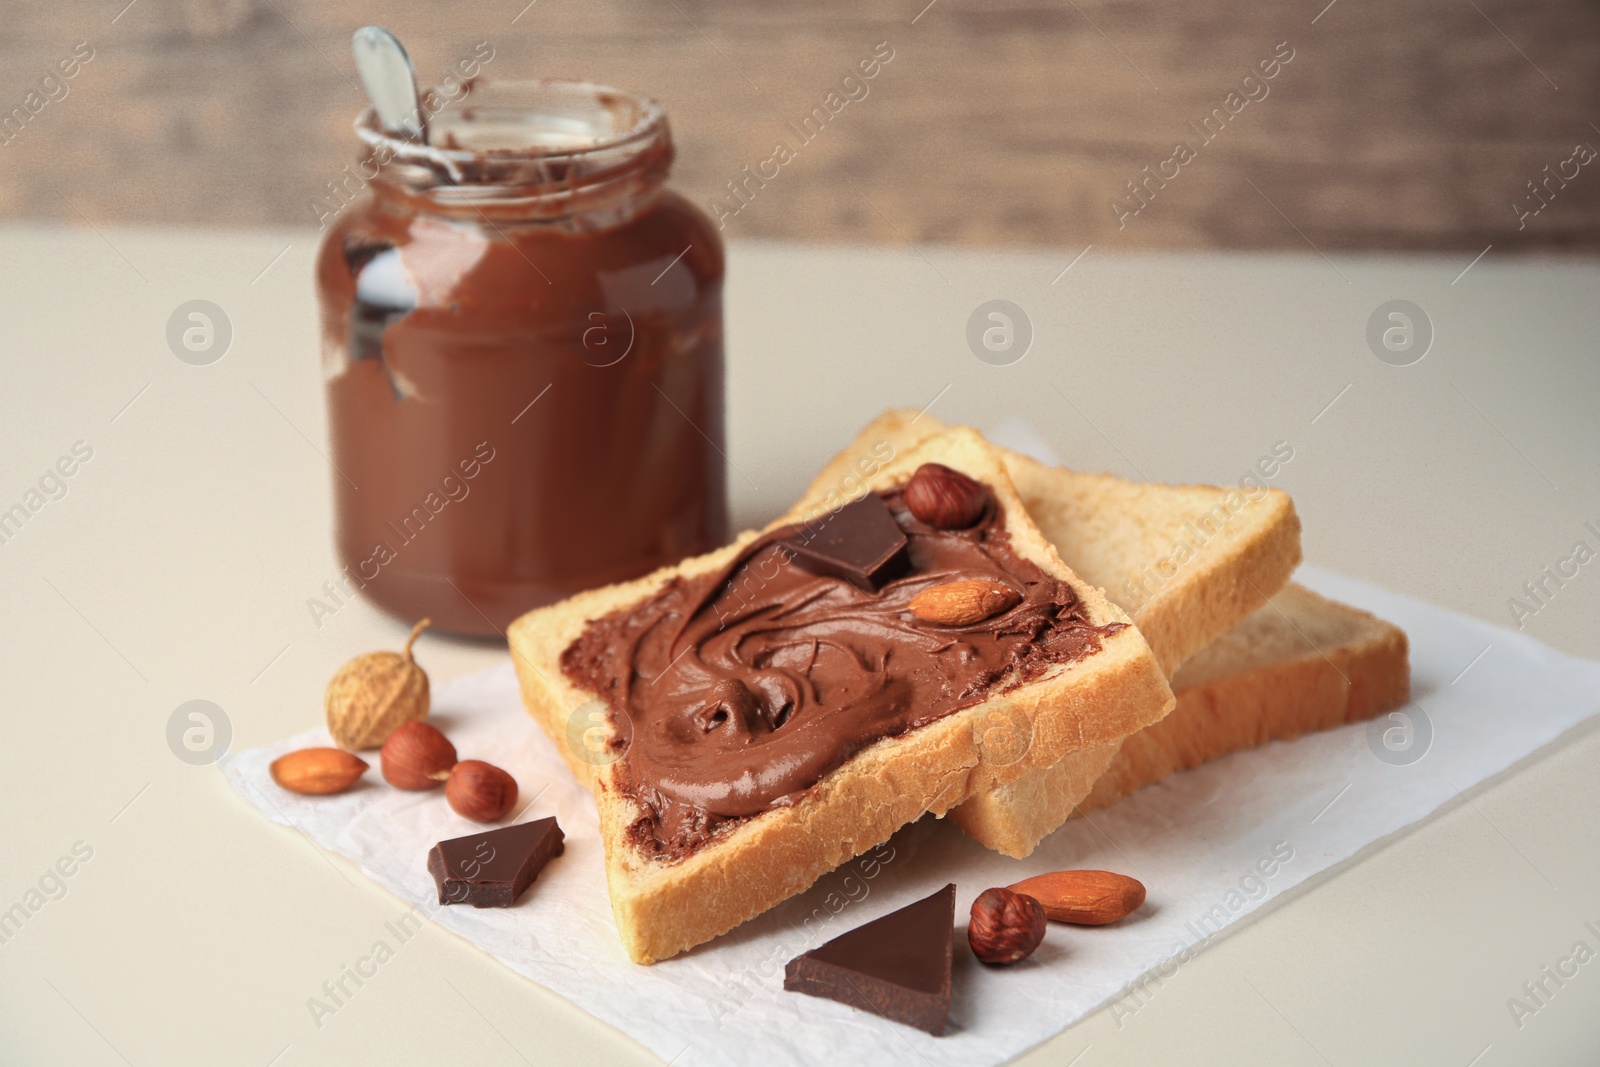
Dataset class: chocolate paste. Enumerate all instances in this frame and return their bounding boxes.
[561,487,1124,860]
[316,82,727,636]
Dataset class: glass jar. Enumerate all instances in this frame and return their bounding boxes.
[315,80,727,636]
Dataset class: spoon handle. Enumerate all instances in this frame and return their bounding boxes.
[352,25,428,143]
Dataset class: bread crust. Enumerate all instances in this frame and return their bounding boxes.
[508,427,1174,962]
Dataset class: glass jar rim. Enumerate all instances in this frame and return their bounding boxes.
[355,78,669,188]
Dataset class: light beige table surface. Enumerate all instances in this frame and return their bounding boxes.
[2,227,1597,1065]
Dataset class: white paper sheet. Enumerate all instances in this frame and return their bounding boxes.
[220,564,1600,1067]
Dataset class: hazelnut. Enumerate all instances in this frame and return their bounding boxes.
[904,463,987,529]
[968,887,1047,965]
[270,747,369,796]
[380,721,457,790]
[446,760,518,822]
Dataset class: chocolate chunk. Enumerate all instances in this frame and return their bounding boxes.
[781,493,908,592]
[427,817,563,908]
[784,883,955,1035]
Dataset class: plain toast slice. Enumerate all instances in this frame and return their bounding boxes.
[1079,583,1410,814]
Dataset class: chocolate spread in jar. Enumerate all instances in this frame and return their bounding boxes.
[560,485,1125,861]
[316,80,727,636]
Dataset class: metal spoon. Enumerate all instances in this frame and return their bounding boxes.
[351,25,428,143]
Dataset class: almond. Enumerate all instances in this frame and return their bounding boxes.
[909,578,1022,626]
[1007,870,1146,925]
[270,747,369,796]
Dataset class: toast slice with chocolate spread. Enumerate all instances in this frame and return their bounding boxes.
[508,428,1175,963]
[805,410,1304,856]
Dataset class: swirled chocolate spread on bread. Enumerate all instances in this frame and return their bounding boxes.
[560,485,1123,860]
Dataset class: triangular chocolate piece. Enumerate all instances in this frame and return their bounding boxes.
[784,883,954,1034]
[427,817,563,908]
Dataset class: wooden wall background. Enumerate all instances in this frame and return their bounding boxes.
[3,0,1598,252]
